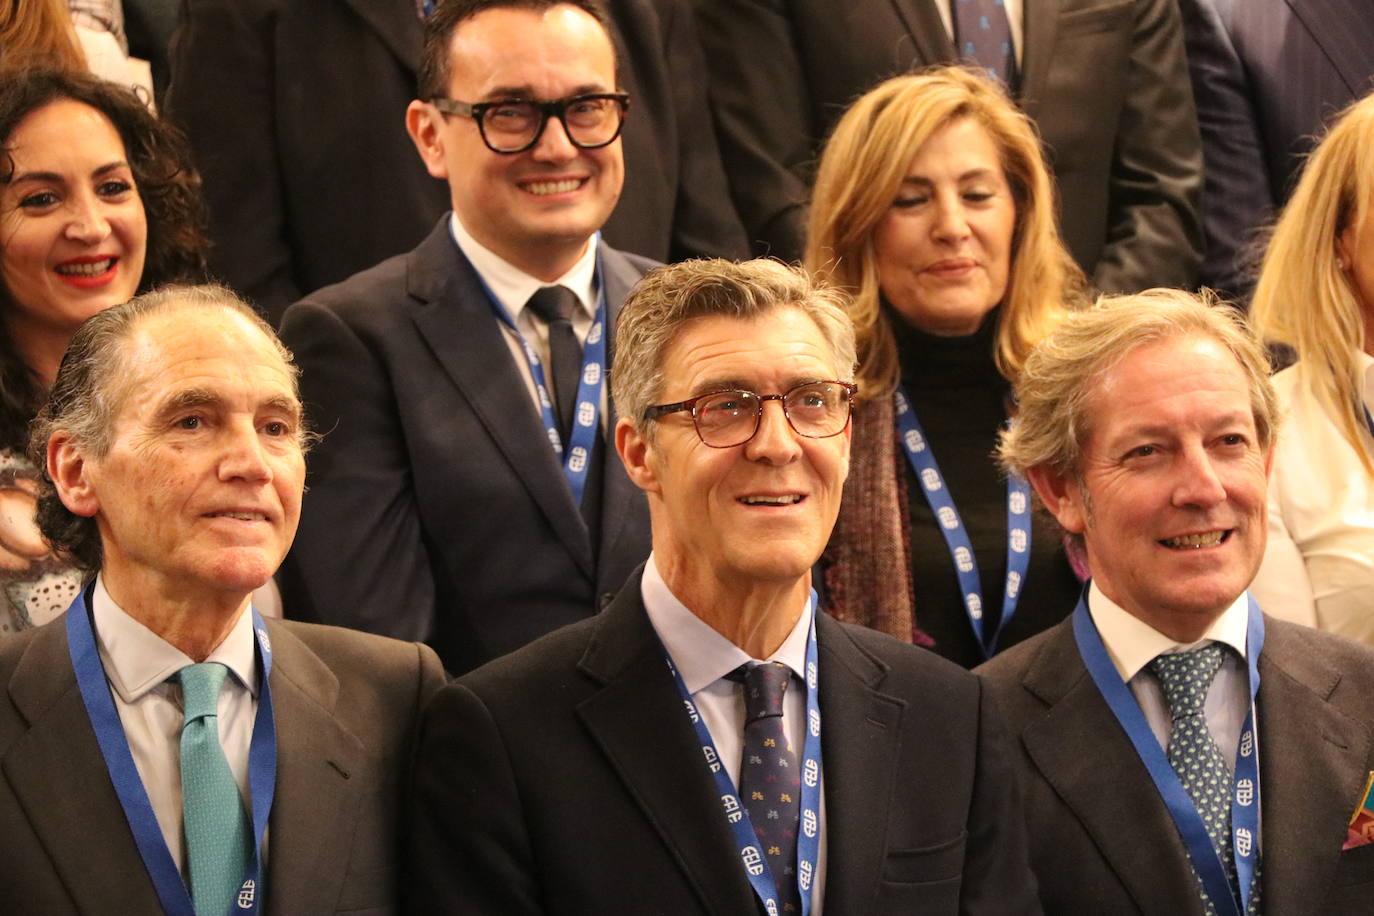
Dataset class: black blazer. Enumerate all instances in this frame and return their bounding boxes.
[692,0,1204,293]
[977,614,1374,913]
[165,0,748,322]
[1180,0,1374,298]
[0,615,444,914]
[278,218,654,675]
[408,568,1040,914]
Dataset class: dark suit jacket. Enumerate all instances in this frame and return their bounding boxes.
[164,0,748,323]
[977,614,1374,913]
[0,613,444,914]
[408,569,1039,914]
[693,0,1204,292]
[278,218,653,675]
[1180,0,1374,299]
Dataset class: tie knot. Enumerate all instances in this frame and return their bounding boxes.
[176,662,229,722]
[1149,643,1227,717]
[732,661,791,722]
[526,285,579,325]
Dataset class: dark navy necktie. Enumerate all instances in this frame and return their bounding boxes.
[526,285,583,448]
[733,661,802,913]
[952,0,1018,88]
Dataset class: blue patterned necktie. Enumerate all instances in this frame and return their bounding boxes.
[177,662,253,916]
[732,662,802,914]
[1150,644,1261,915]
[951,0,1018,88]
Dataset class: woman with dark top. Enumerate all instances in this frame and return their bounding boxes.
[0,68,205,634]
[806,67,1088,667]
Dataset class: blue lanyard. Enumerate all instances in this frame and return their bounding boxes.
[66,586,278,915]
[1072,590,1263,915]
[661,592,824,916]
[478,247,607,508]
[893,387,1032,658]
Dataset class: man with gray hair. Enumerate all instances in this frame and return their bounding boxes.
[978,288,1374,914]
[0,286,443,914]
[411,258,1038,913]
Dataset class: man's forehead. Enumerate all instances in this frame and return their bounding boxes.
[447,5,615,93]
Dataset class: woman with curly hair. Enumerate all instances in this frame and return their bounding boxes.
[807,67,1087,667]
[0,67,206,634]
[1249,91,1374,642]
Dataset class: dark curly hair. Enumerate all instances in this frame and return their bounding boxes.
[0,68,209,453]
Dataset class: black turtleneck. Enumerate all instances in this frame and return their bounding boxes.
[892,308,1080,668]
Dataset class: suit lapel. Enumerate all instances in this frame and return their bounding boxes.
[574,581,757,915]
[887,0,956,67]
[593,247,646,575]
[339,0,422,74]
[812,615,904,916]
[1284,0,1374,95]
[3,619,163,913]
[407,221,594,578]
[1253,621,1371,914]
[262,621,367,916]
[1018,0,1061,111]
[1015,623,1201,913]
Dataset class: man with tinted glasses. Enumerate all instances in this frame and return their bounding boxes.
[278,0,652,674]
[410,259,1038,914]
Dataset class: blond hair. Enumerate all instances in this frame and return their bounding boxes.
[1250,92,1374,474]
[805,66,1085,401]
[999,288,1278,482]
[0,0,86,71]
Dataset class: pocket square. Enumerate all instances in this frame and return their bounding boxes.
[1344,771,1374,850]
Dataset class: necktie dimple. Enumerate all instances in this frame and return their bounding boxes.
[526,285,583,448]
[951,0,1018,88]
[732,661,802,914]
[1150,644,1261,915]
[177,662,252,916]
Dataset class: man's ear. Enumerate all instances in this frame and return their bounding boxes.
[1026,464,1087,535]
[405,100,450,180]
[615,417,661,495]
[47,433,100,518]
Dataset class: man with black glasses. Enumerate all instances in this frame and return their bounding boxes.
[410,258,1039,913]
[278,0,651,674]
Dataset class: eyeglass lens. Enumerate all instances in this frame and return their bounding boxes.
[482,97,623,151]
[694,382,852,447]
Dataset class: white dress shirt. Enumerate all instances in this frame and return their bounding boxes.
[933,0,1025,66]
[1087,582,1255,774]
[448,211,604,421]
[92,576,260,875]
[640,553,827,913]
[1252,353,1374,641]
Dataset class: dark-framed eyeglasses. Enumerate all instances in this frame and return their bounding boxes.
[430,93,631,154]
[644,381,858,448]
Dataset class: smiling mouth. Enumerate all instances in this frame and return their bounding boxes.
[55,258,116,277]
[522,178,584,195]
[738,495,804,506]
[206,511,268,522]
[1159,530,1229,549]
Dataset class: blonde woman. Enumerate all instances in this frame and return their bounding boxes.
[807,66,1087,667]
[1250,91,1374,641]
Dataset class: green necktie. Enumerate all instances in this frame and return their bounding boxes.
[176,662,252,915]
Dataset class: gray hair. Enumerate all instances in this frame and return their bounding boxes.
[28,284,305,572]
[998,287,1278,482]
[611,259,858,433]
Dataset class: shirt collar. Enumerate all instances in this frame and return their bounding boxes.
[1087,580,1250,682]
[448,210,599,322]
[640,552,814,694]
[91,575,261,702]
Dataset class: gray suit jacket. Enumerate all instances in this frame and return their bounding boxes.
[410,568,1039,914]
[693,0,1204,292]
[978,614,1374,913]
[0,613,444,914]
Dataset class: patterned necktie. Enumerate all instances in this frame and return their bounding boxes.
[526,285,584,448]
[732,662,802,914]
[177,662,253,916]
[1149,644,1261,915]
[951,0,1018,88]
